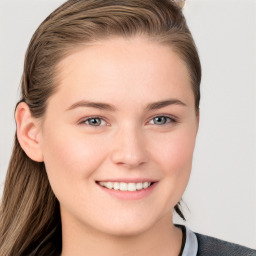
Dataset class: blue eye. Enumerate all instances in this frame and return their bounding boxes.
[149,116,175,125]
[79,115,176,127]
[82,117,107,127]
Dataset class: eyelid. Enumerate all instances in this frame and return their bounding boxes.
[147,114,177,125]
[77,115,108,126]
[77,114,178,127]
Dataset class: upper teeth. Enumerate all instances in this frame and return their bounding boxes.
[99,181,152,191]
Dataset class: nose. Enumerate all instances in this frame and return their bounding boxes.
[110,126,149,169]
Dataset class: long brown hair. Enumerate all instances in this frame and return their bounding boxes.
[0,0,201,255]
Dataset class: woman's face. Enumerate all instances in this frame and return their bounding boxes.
[39,36,199,236]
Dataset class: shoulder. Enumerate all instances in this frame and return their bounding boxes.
[194,232,256,256]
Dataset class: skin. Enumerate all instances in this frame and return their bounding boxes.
[16,36,199,256]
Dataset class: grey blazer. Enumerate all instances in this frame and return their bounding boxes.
[195,232,256,256]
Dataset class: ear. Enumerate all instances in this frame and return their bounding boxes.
[15,102,44,162]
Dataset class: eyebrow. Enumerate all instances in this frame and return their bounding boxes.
[65,98,187,112]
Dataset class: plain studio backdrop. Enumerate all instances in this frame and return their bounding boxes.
[0,0,255,249]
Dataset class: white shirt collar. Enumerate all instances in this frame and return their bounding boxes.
[182,226,198,256]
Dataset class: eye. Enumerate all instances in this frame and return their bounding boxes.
[78,115,177,127]
[79,116,107,127]
[148,115,176,126]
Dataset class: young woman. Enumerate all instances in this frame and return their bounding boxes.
[0,0,255,255]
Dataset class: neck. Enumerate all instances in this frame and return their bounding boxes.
[61,212,183,256]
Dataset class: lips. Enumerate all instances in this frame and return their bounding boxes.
[95,180,158,200]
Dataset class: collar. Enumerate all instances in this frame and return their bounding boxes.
[182,226,198,256]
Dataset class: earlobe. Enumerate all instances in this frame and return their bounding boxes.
[15,102,44,162]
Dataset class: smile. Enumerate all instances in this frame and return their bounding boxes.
[96,180,158,200]
[98,181,153,191]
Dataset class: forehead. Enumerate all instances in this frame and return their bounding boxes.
[53,36,194,109]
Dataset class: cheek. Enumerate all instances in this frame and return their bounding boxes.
[152,128,196,201]
[41,125,107,184]
[153,129,196,175]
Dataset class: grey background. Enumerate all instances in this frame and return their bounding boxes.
[0,0,255,249]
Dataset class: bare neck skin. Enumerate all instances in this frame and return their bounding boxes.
[61,212,183,256]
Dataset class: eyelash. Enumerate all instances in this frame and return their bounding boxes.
[78,115,177,128]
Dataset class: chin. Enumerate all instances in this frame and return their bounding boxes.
[95,214,160,237]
